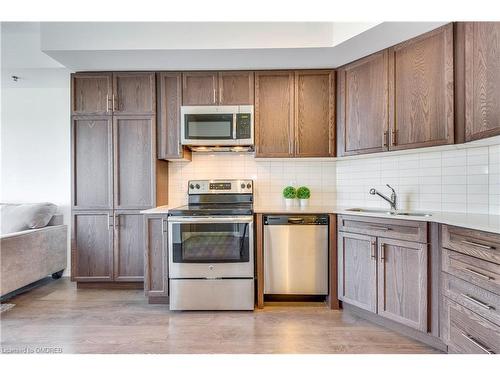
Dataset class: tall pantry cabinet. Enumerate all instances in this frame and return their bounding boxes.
[71,72,168,285]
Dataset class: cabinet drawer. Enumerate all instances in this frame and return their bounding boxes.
[338,215,427,243]
[442,248,500,295]
[442,297,499,354]
[442,225,500,265]
[442,273,500,326]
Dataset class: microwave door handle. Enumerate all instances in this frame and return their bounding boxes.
[233,113,237,139]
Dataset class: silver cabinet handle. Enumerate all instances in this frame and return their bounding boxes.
[367,226,391,231]
[213,88,216,104]
[161,219,168,233]
[464,267,494,280]
[370,241,377,259]
[461,333,495,354]
[112,94,116,112]
[461,294,494,310]
[106,94,110,113]
[380,243,386,262]
[114,214,119,229]
[107,213,113,230]
[461,240,495,250]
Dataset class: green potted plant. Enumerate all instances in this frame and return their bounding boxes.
[282,186,297,207]
[296,186,311,207]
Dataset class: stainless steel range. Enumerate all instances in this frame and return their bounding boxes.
[168,179,254,311]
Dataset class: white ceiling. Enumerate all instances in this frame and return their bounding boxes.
[2,21,449,72]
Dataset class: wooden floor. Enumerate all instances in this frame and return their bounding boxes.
[0,278,441,354]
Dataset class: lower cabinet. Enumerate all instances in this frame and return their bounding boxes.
[143,215,169,303]
[338,232,377,313]
[338,216,429,333]
[71,210,145,283]
[377,238,428,331]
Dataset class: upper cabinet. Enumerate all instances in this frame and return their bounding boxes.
[71,72,155,115]
[456,22,500,142]
[337,51,389,156]
[182,71,254,105]
[388,23,454,150]
[157,72,191,161]
[72,73,113,115]
[113,72,156,115]
[295,70,335,157]
[255,70,335,158]
[254,71,295,157]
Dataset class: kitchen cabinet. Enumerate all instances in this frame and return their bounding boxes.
[455,22,500,142]
[113,211,146,282]
[294,70,335,157]
[157,72,191,160]
[182,72,218,105]
[144,215,169,303]
[71,73,112,115]
[388,23,454,150]
[338,231,378,313]
[337,51,389,156]
[377,238,428,331]
[71,116,113,210]
[182,71,254,106]
[71,72,155,115]
[71,211,114,282]
[218,71,254,105]
[113,72,156,115]
[254,71,295,157]
[338,215,430,332]
[113,115,156,210]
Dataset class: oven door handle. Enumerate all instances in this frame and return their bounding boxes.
[168,216,254,223]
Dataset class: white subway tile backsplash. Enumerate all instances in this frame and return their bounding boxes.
[167,144,500,215]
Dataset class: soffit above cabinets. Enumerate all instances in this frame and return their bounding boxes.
[37,22,449,71]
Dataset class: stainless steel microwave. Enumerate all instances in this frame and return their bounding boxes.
[180,105,254,147]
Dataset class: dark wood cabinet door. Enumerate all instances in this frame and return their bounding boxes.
[460,22,500,141]
[113,211,145,282]
[218,71,254,105]
[377,238,428,332]
[338,232,378,313]
[72,211,113,282]
[72,116,113,210]
[254,71,294,157]
[294,70,335,157]
[338,52,389,156]
[71,73,112,115]
[182,72,218,105]
[144,215,169,300]
[157,72,191,160]
[113,116,155,210]
[113,72,155,115]
[389,24,454,150]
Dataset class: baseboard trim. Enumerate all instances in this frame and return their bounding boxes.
[343,302,447,352]
[76,282,143,290]
[148,296,169,304]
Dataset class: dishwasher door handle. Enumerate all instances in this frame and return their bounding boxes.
[288,217,304,224]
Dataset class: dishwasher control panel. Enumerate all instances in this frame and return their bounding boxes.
[264,215,328,225]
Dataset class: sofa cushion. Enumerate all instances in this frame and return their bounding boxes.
[0,203,57,235]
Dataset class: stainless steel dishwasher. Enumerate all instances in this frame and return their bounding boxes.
[263,215,328,295]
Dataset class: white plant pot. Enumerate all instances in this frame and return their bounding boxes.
[299,199,309,207]
[284,198,295,207]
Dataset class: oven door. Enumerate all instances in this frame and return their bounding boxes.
[168,216,254,279]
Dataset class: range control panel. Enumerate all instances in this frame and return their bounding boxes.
[188,179,253,194]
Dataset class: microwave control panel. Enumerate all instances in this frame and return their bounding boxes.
[236,113,252,139]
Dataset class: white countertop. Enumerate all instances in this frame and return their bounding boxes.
[142,204,500,234]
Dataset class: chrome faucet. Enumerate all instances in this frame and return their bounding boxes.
[369,184,397,213]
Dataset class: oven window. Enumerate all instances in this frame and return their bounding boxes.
[185,114,233,139]
[172,223,250,263]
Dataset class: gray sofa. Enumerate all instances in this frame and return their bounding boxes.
[1,203,67,298]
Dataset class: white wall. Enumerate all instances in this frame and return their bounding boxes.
[1,23,72,274]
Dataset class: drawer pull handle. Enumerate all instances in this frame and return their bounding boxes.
[370,241,377,259]
[465,267,494,280]
[367,226,391,231]
[461,333,495,354]
[461,240,495,250]
[461,294,494,311]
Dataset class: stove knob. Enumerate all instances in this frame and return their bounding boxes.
[189,184,195,189]
[246,183,252,189]
[241,183,246,189]
[195,184,200,189]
